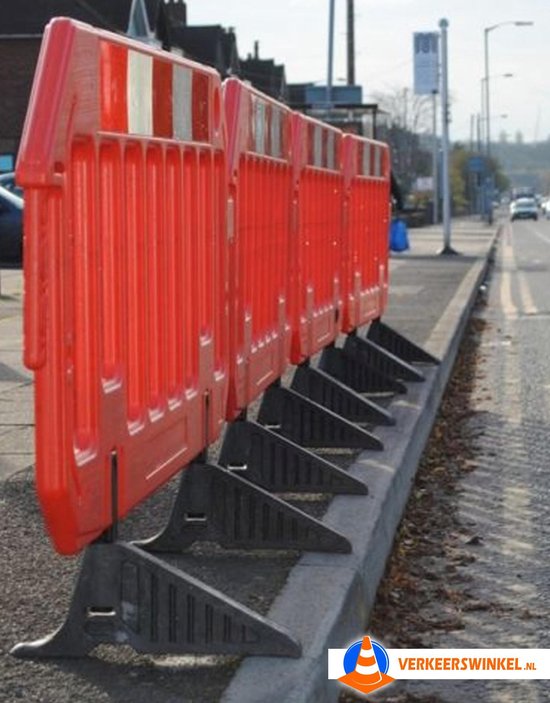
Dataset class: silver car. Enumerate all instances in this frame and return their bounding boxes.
[510,197,538,222]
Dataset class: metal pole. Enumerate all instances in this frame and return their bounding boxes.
[347,0,355,85]
[432,91,438,225]
[484,28,491,156]
[327,0,335,107]
[484,76,485,146]
[438,18,456,255]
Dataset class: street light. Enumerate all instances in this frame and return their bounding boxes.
[480,73,513,143]
[483,21,533,156]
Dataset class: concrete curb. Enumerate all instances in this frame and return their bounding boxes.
[221,232,499,703]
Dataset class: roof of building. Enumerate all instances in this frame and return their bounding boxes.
[170,24,239,76]
[0,0,184,37]
[240,56,287,100]
[0,0,130,35]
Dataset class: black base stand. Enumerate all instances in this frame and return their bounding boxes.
[438,245,460,257]
[291,363,395,426]
[219,419,368,495]
[140,461,351,554]
[257,384,383,450]
[367,320,440,365]
[319,344,407,395]
[10,541,300,659]
[343,334,425,383]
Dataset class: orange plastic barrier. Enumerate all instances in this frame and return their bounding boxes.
[342,135,391,332]
[18,18,228,554]
[290,114,344,364]
[223,78,293,417]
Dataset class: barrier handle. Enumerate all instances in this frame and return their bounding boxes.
[17,19,77,186]
[23,190,48,370]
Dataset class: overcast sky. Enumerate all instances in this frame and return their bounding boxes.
[188,0,550,144]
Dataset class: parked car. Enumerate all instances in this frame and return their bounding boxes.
[510,197,538,222]
[0,184,23,266]
[0,171,23,197]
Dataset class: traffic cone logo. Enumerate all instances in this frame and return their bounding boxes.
[338,636,394,695]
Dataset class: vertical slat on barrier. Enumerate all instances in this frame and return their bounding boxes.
[72,140,99,453]
[99,142,122,384]
[125,143,147,426]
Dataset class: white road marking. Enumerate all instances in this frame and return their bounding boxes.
[500,224,518,317]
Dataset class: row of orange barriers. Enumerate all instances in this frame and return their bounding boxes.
[18,18,390,556]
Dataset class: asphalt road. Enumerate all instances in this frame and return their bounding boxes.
[373,216,550,702]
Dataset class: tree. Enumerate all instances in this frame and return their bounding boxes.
[371,87,433,199]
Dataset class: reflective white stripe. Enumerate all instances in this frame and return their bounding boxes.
[355,661,382,676]
[127,50,153,135]
[327,130,335,170]
[173,65,193,141]
[362,143,370,176]
[254,99,266,154]
[313,125,322,167]
[271,107,281,158]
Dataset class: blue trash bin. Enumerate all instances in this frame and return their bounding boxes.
[389,218,409,252]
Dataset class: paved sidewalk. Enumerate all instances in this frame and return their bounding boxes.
[0,269,32,482]
[0,219,496,703]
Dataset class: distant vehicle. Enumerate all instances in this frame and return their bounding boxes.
[0,184,23,266]
[510,197,538,222]
[512,187,535,201]
[0,172,23,198]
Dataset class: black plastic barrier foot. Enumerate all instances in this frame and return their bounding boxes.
[291,363,395,426]
[343,334,426,383]
[10,541,300,658]
[257,385,383,450]
[319,344,407,395]
[140,462,351,554]
[367,319,440,365]
[219,420,368,495]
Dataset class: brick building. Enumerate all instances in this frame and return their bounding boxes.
[0,0,185,165]
[0,0,286,169]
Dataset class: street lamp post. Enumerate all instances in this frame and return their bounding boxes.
[483,22,533,156]
[480,73,513,144]
[438,18,457,255]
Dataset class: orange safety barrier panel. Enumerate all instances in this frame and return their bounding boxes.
[342,135,391,332]
[223,79,293,417]
[18,18,228,554]
[290,114,344,364]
